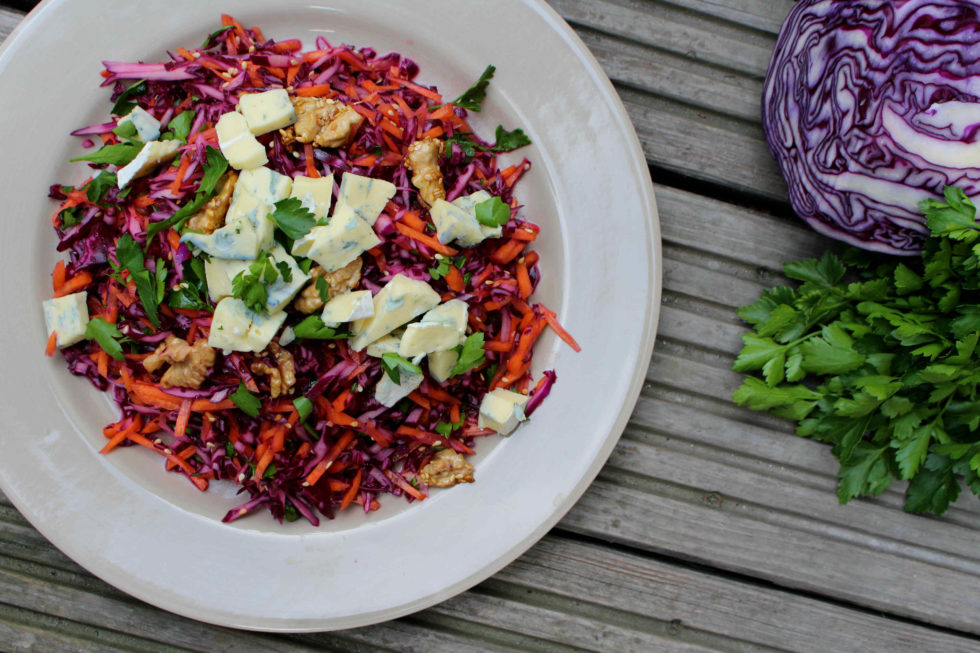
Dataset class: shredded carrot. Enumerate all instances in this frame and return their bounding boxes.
[449,404,461,425]
[516,259,533,298]
[490,239,527,265]
[484,340,513,353]
[126,431,209,491]
[542,307,581,352]
[100,416,143,454]
[420,126,445,139]
[445,266,465,292]
[294,84,334,97]
[176,47,195,61]
[170,154,191,195]
[398,210,427,232]
[304,143,319,178]
[340,469,362,510]
[272,38,302,53]
[118,365,133,393]
[174,399,192,439]
[96,351,109,378]
[385,469,426,501]
[54,270,92,297]
[394,222,458,257]
[305,431,356,486]
[286,64,300,86]
[45,331,58,357]
[51,260,66,293]
[301,49,331,63]
[407,391,431,410]
[253,447,276,480]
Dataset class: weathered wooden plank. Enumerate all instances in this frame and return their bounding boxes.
[574,25,763,123]
[550,0,775,75]
[561,468,980,634]
[621,88,787,199]
[658,0,793,34]
[498,537,980,653]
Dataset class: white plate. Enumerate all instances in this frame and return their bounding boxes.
[0,0,660,631]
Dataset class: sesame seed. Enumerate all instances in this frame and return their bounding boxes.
[238,508,247,515]
[349,421,358,427]
[302,481,310,487]
[193,52,201,59]
[237,472,246,482]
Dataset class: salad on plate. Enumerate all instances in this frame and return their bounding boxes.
[41,15,578,525]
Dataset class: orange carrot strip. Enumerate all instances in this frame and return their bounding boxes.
[305,431,356,486]
[379,118,404,140]
[301,49,331,63]
[174,399,192,439]
[327,479,349,493]
[426,104,458,122]
[176,47,194,61]
[407,391,431,410]
[166,228,182,253]
[190,398,237,412]
[253,447,276,480]
[445,266,465,292]
[190,127,216,145]
[490,239,527,265]
[484,340,513,353]
[96,351,109,378]
[286,64,299,86]
[449,404,461,425]
[542,308,582,352]
[272,39,302,53]
[127,431,208,491]
[170,154,191,195]
[424,385,460,405]
[52,260,67,292]
[389,75,442,102]
[336,49,368,71]
[54,270,93,297]
[100,416,143,454]
[45,331,58,357]
[386,469,426,501]
[399,210,426,232]
[134,194,156,209]
[394,223,458,257]
[516,259,533,299]
[118,365,133,392]
[340,469,362,510]
[294,84,334,97]
[304,143,319,178]
[296,442,312,459]
[510,228,538,242]
[420,126,444,139]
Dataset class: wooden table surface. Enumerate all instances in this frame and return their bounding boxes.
[3,2,980,651]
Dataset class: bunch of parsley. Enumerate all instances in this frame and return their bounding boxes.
[733,187,980,515]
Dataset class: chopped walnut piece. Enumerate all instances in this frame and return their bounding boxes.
[293,258,363,313]
[250,341,296,398]
[186,170,238,234]
[143,336,216,389]
[418,449,475,488]
[282,97,364,149]
[405,137,445,207]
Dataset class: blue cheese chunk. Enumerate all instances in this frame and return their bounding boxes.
[225,188,275,252]
[350,274,441,351]
[399,322,460,358]
[478,388,530,435]
[421,299,468,342]
[216,111,267,170]
[321,290,374,326]
[203,257,249,303]
[365,331,403,358]
[264,244,310,313]
[295,204,381,272]
[116,140,181,188]
[374,370,424,407]
[238,89,298,135]
[181,217,260,260]
[337,172,396,226]
[42,291,90,348]
[427,349,459,383]
[233,166,292,206]
[117,106,161,142]
[430,198,485,247]
[208,297,287,353]
[452,190,503,239]
[290,175,334,219]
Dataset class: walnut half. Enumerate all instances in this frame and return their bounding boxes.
[250,341,295,399]
[293,258,363,314]
[405,137,445,207]
[143,336,216,389]
[417,449,475,488]
[280,97,364,149]
[185,170,238,234]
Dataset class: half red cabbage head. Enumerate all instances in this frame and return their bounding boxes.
[763,0,980,255]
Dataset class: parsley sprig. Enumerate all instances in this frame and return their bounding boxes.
[733,187,980,515]
[231,251,291,314]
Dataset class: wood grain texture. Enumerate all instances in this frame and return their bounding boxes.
[3,1,980,651]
